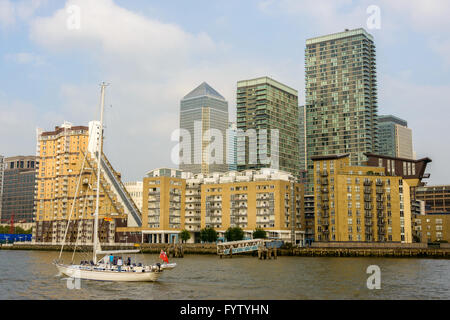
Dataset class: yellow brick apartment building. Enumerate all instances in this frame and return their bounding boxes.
[33,121,139,244]
[131,168,305,244]
[312,154,412,243]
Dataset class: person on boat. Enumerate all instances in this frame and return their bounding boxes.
[109,254,114,266]
[127,256,131,266]
[117,258,123,271]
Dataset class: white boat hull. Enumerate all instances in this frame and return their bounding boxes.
[56,263,162,282]
[161,263,177,270]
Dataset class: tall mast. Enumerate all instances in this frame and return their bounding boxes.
[93,82,108,264]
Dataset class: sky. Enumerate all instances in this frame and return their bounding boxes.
[1,0,450,185]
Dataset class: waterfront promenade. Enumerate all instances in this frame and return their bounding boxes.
[2,242,450,259]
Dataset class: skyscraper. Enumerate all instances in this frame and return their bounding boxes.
[298,105,307,172]
[236,76,300,176]
[378,115,413,159]
[179,82,229,175]
[305,28,379,192]
[227,122,237,171]
[1,156,36,223]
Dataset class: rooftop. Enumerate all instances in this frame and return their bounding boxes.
[378,115,408,127]
[306,28,374,45]
[182,82,226,101]
[237,76,298,96]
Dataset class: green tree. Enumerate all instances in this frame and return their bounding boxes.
[252,227,267,239]
[225,226,244,242]
[180,229,191,243]
[200,227,218,243]
[0,225,32,234]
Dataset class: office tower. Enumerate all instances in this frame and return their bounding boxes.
[33,121,141,244]
[227,122,237,171]
[305,28,379,192]
[1,156,36,223]
[179,82,229,175]
[298,106,307,171]
[0,155,4,220]
[236,76,300,176]
[312,154,412,243]
[378,115,413,159]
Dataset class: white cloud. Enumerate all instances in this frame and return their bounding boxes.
[0,0,47,29]
[27,0,282,181]
[0,0,15,28]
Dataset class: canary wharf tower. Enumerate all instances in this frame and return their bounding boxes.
[305,28,379,191]
[179,82,229,174]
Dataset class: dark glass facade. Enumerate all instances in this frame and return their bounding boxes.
[1,156,36,223]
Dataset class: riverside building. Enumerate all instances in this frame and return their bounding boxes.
[236,76,300,177]
[0,155,4,219]
[415,185,450,214]
[412,213,450,243]
[131,168,305,245]
[305,28,379,192]
[312,154,412,243]
[1,155,36,223]
[33,121,141,244]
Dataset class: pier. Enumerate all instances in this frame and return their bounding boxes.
[216,239,281,259]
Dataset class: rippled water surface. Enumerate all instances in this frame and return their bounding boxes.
[0,250,449,299]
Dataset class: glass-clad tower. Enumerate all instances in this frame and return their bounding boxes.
[378,115,413,159]
[179,82,229,174]
[236,76,299,176]
[305,28,379,192]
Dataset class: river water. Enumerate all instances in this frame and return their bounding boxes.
[0,250,449,300]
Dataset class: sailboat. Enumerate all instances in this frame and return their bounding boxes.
[54,83,173,282]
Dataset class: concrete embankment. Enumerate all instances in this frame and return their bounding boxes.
[286,247,450,258]
[2,243,450,258]
[0,243,218,254]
